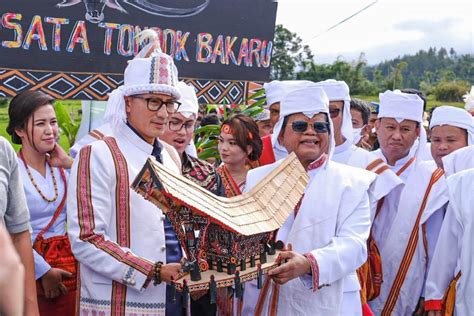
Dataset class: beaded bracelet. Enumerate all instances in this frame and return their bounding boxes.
[153,262,163,286]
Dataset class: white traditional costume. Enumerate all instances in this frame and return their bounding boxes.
[67,30,182,316]
[264,80,315,161]
[425,168,474,314]
[315,79,402,217]
[422,107,473,312]
[243,86,376,315]
[369,91,448,315]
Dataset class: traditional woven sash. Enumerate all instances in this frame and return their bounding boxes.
[443,271,462,316]
[89,129,106,140]
[381,168,445,315]
[103,137,131,316]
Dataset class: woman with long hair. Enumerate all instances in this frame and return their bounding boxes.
[7,90,76,315]
[217,113,263,197]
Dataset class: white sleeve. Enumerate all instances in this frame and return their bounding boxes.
[67,143,154,291]
[311,191,371,286]
[425,204,460,302]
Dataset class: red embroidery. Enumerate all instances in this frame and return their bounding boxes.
[304,252,320,292]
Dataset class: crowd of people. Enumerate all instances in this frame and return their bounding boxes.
[0,29,473,316]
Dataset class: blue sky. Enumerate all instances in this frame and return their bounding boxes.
[276,0,473,65]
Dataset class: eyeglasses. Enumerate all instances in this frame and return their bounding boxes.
[329,108,341,118]
[169,120,195,132]
[132,96,181,113]
[291,121,329,134]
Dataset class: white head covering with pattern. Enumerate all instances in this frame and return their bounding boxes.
[104,29,180,129]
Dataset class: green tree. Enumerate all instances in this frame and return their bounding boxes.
[270,24,313,80]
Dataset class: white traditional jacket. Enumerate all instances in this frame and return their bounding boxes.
[332,140,402,218]
[444,169,474,315]
[242,158,375,315]
[67,122,181,316]
[369,158,449,316]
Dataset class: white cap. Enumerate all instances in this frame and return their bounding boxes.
[378,90,424,123]
[254,109,271,121]
[176,81,199,119]
[272,86,335,165]
[314,79,353,144]
[104,29,180,129]
[463,86,474,113]
[264,80,315,106]
[379,90,428,164]
[430,105,474,145]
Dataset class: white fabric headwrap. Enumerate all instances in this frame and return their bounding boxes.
[271,86,335,166]
[463,86,474,113]
[176,81,199,119]
[379,90,429,164]
[104,29,180,130]
[264,80,315,106]
[314,79,353,144]
[429,106,474,145]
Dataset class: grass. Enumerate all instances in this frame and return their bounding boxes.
[0,99,82,153]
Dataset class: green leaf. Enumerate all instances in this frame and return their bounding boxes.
[244,89,265,102]
[194,124,221,135]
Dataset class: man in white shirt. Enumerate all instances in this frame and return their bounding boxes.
[243,85,375,315]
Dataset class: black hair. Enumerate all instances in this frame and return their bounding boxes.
[401,88,427,112]
[221,114,262,161]
[200,114,220,127]
[6,90,54,144]
[350,98,371,125]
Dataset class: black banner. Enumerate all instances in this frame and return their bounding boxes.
[0,0,277,85]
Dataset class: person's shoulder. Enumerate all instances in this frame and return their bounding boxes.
[0,137,16,162]
[327,160,376,186]
[187,154,216,171]
[248,160,283,179]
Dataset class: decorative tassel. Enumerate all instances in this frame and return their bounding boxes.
[217,259,223,272]
[182,279,190,315]
[257,264,263,289]
[210,275,217,304]
[250,255,256,268]
[235,271,243,299]
[240,259,246,271]
[170,276,176,304]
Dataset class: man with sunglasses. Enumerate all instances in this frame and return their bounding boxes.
[242,85,376,315]
[67,30,185,316]
[258,80,315,165]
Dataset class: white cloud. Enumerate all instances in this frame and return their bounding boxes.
[275,0,473,64]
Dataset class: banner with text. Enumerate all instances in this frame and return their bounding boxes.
[0,0,276,100]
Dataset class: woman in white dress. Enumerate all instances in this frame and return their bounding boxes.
[7,90,75,315]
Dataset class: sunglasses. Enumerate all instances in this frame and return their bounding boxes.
[291,121,329,133]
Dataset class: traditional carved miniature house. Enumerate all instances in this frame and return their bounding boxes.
[132,152,308,291]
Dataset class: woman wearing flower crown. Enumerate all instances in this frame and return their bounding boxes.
[7,90,76,315]
[217,114,263,197]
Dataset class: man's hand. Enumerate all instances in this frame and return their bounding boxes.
[160,263,182,284]
[47,144,73,169]
[356,135,373,151]
[268,245,311,285]
[40,268,72,299]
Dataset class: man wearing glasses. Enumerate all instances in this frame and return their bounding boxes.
[242,85,375,315]
[160,81,224,315]
[67,30,184,316]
